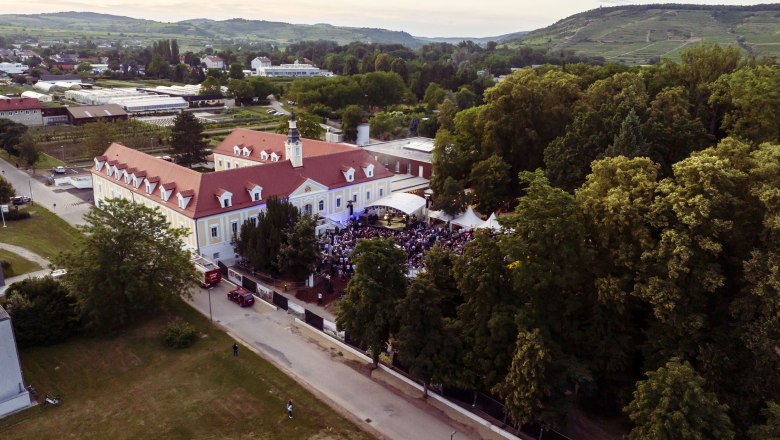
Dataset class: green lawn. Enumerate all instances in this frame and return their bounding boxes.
[0,150,65,169]
[0,300,371,440]
[0,205,80,261]
[0,248,41,278]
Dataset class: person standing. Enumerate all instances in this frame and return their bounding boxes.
[232,342,239,357]
[287,400,293,418]
[317,292,323,305]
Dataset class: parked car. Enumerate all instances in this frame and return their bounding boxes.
[266,109,275,114]
[11,196,30,205]
[53,166,66,174]
[227,287,255,307]
[273,111,284,116]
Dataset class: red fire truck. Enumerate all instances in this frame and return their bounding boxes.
[192,255,222,288]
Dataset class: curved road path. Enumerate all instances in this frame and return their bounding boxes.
[0,243,51,296]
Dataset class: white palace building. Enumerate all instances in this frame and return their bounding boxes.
[91,115,394,261]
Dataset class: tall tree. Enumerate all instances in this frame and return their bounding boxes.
[169,111,208,168]
[469,154,511,214]
[493,329,550,426]
[626,357,734,440]
[199,76,222,96]
[605,108,645,158]
[55,198,195,330]
[749,402,780,440]
[341,105,363,142]
[395,271,458,397]
[0,119,28,156]
[337,237,407,367]
[0,175,14,203]
[17,132,40,166]
[237,197,300,274]
[452,229,514,390]
[710,65,780,144]
[277,215,319,281]
[228,62,245,79]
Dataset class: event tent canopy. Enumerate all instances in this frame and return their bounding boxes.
[451,206,486,229]
[480,212,502,231]
[365,192,427,216]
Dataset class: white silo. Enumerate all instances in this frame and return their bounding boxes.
[356,123,370,146]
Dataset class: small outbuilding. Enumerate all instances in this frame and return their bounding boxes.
[67,104,129,125]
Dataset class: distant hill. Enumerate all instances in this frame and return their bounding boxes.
[508,4,780,64]
[415,31,529,45]
[0,12,423,48]
[0,12,530,50]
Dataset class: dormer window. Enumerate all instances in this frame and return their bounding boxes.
[216,189,233,208]
[361,163,375,178]
[246,183,263,202]
[260,150,268,160]
[94,156,107,171]
[270,152,279,162]
[133,172,146,189]
[341,166,355,182]
[177,190,193,209]
[242,146,252,157]
[145,178,158,194]
[160,184,175,201]
[124,172,131,185]
[233,145,241,155]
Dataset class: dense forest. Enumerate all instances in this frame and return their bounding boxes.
[338,44,780,439]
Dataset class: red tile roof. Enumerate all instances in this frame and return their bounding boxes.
[214,128,355,163]
[0,98,43,111]
[92,138,392,219]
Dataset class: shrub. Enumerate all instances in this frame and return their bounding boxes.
[0,260,9,270]
[0,277,80,348]
[6,210,31,221]
[162,319,197,349]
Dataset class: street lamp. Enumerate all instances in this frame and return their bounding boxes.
[61,145,65,164]
[28,179,33,205]
[208,286,214,322]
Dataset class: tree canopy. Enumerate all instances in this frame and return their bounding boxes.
[55,198,195,330]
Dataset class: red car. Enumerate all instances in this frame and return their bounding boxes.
[227,287,255,307]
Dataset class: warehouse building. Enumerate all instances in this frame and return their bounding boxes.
[67,104,129,125]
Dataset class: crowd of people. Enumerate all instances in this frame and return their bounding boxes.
[317,219,476,279]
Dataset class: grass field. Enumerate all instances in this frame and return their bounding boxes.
[0,300,371,440]
[0,248,41,278]
[0,151,66,170]
[0,205,81,261]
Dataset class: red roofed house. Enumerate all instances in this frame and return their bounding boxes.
[0,98,44,126]
[91,114,394,261]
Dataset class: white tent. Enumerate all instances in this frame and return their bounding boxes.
[480,212,503,231]
[451,206,486,229]
[428,210,453,222]
[365,192,426,216]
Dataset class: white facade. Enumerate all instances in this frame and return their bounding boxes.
[203,56,225,70]
[0,63,27,75]
[250,57,272,70]
[0,307,31,419]
[256,60,334,78]
[0,108,43,126]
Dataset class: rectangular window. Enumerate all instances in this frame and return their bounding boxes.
[210,226,218,238]
[366,190,371,201]
[336,197,341,208]
[218,160,222,167]
[226,162,231,169]
[379,188,384,197]
[231,221,238,235]
[249,216,257,226]
[318,200,324,211]
[253,193,260,201]
[353,193,358,202]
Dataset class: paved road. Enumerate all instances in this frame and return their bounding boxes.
[0,240,53,296]
[0,160,91,227]
[267,95,290,115]
[188,282,478,440]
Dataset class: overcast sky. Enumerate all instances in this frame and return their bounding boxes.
[1,0,771,37]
